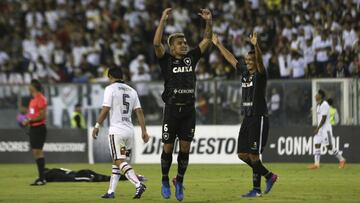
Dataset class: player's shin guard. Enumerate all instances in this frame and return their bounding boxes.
[36,157,45,180]
[161,151,173,182]
[176,152,189,183]
[314,148,321,166]
[244,158,261,190]
[252,169,261,191]
[252,160,273,180]
[107,165,121,194]
[120,162,141,188]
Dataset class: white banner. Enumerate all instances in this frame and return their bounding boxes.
[133,125,242,164]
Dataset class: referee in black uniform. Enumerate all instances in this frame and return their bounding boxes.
[212,33,278,197]
[153,8,212,201]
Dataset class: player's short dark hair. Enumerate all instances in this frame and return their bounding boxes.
[318,89,326,99]
[75,103,82,108]
[108,67,123,79]
[327,98,334,106]
[167,33,185,46]
[30,79,42,92]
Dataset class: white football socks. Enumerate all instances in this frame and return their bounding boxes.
[107,165,121,194]
[120,162,141,188]
[332,149,345,161]
[314,148,321,166]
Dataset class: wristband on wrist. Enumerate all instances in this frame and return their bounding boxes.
[94,122,101,129]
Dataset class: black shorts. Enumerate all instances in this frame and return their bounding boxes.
[29,124,47,149]
[162,104,195,144]
[237,115,269,154]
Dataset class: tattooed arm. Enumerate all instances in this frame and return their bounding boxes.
[198,9,212,54]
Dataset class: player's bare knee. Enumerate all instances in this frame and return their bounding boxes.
[32,149,43,158]
[114,159,125,167]
[31,149,37,157]
[238,153,249,161]
[163,144,174,154]
[179,140,191,153]
[249,153,260,162]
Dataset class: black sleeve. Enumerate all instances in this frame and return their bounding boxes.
[189,46,202,63]
[236,59,247,75]
[158,52,170,70]
[74,115,81,128]
[158,51,170,61]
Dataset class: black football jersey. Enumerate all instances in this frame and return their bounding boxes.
[158,47,202,105]
[236,63,268,116]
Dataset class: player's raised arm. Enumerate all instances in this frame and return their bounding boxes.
[249,32,265,74]
[198,8,212,54]
[135,108,149,143]
[153,8,171,58]
[212,34,239,69]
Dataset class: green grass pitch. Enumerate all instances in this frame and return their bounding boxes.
[0,163,359,203]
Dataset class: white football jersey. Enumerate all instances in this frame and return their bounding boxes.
[316,100,332,131]
[102,82,141,135]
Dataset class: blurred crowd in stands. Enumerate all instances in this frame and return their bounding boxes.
[0,0,360,85]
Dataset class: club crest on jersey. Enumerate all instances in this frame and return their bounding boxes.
[162,133,169,140]
[184,57,191,65]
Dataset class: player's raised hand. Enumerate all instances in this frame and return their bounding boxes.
[212,34,220,46]
[142,131,150,143]
[161,8,172,20]
[198,8,212,20]
[92,128,99,139]
[249,32,258,46]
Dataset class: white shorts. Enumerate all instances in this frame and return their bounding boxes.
[314,128,334,146]
[108,131,134,160]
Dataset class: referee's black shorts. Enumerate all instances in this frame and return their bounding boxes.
[29,124,47,149]
[237,115,269,154]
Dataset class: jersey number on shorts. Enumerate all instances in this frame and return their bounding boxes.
[123,94,130,114]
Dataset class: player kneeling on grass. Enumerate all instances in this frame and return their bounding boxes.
[92,67,150,199]
[212,33,278,197]
[308,89,346,169]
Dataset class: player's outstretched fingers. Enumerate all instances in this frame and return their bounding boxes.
[162,8,172,20]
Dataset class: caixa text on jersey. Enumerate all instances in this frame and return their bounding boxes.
[172,66,193,73]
